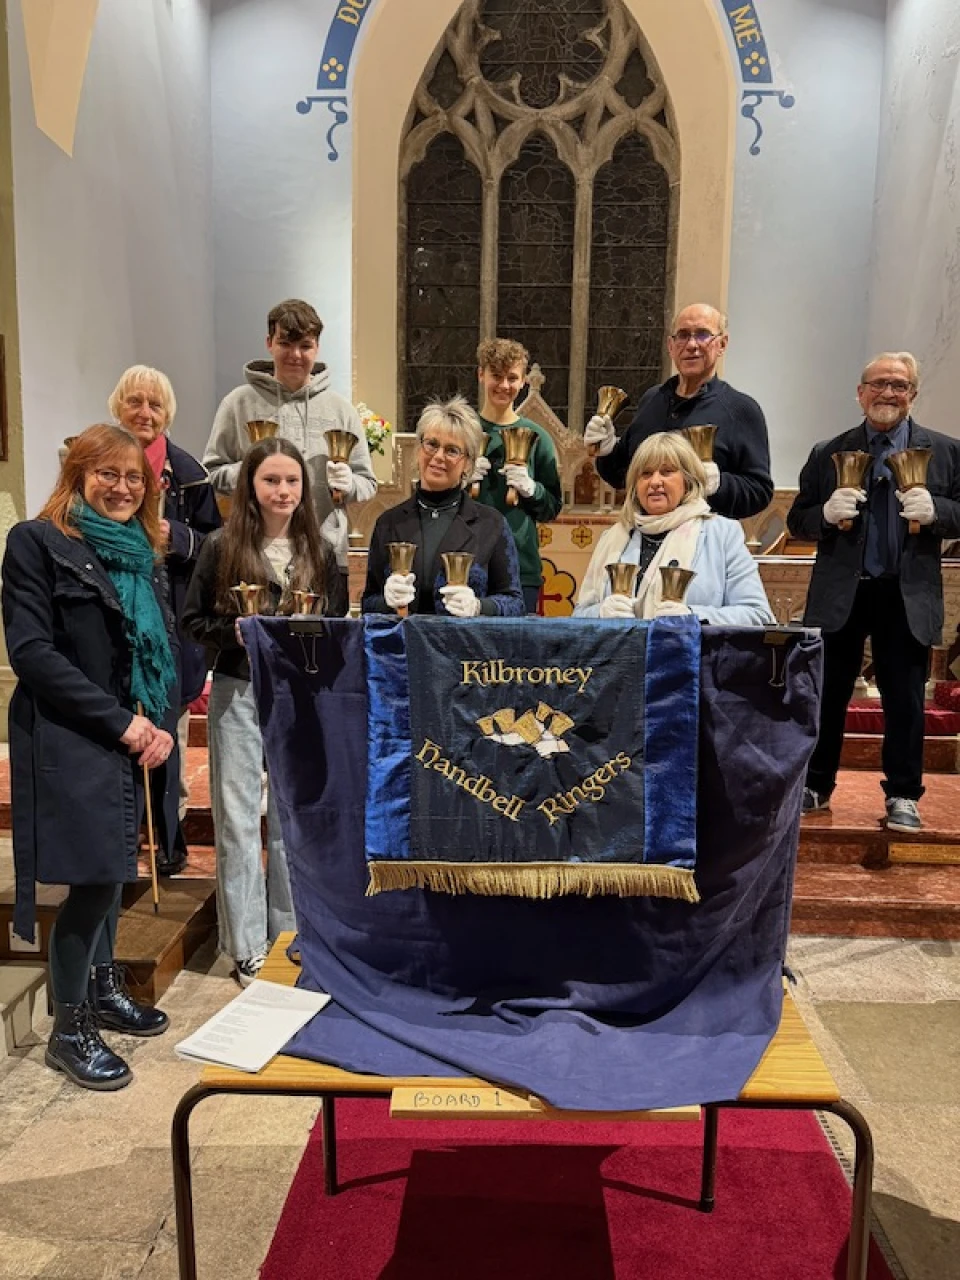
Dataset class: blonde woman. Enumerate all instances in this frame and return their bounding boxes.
[575,432,773,624]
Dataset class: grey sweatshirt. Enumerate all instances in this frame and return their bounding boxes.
[203,360,378,567]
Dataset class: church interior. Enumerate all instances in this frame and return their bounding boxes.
[0,1,959,1277]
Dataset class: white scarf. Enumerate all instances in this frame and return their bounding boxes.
[577,498,712,618]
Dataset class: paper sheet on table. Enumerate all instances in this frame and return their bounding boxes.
[175,981,330,1073]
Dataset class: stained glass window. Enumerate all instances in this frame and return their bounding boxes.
[400,0,676,432]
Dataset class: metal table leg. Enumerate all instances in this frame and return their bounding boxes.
[172,1084,217,1280]
[823,1100,875,1280]
[321,1095,338,1195]
[699,1104,719,1211]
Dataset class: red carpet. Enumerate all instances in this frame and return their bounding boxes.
[261,1099,895,1280]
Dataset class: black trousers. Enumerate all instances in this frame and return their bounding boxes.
[48,884,122,1004]
[807,577,928,801]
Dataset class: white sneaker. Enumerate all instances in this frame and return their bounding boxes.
[234,952,266,988]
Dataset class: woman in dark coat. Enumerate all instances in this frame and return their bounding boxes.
[109,365,222,873]
[362,396,524,618]
[2,424,179,1090]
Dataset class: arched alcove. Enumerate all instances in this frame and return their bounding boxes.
[354,0,735,428]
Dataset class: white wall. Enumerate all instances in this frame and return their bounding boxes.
[867,0,960,438]
[723,0,887,486]
[8,0,215,515]
[210,0,355,405]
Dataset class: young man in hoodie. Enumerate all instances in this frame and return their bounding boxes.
[469,338,563,613]
[203,299,377,587]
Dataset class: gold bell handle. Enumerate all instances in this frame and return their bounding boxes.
[839,517,853,532]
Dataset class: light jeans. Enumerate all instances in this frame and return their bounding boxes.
[208,673,294,964]
[177,708,191,821]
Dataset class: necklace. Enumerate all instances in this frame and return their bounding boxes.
[417,494,461,520]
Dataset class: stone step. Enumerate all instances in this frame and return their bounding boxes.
[840,733,958,773]
[791,863,960,938]
[0,962,47,1059]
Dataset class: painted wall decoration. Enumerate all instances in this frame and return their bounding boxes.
[295,0,373,160]
[298,1,794,162]
[718,1,795,155]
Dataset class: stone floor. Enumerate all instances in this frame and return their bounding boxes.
[0,895,958,1277]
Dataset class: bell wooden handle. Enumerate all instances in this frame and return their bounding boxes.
[908,518,920,535]
[587,443,599,458]
[838,518,853,532]
[397,604,408,619]
[506,486,519,507]
[470,480,481,499]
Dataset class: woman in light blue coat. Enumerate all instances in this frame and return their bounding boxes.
[575,431,774,625]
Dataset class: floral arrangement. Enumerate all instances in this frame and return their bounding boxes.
[356,402,392,456]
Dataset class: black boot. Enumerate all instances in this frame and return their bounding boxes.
[46,1001,132,1091]
[91,963,170,1037]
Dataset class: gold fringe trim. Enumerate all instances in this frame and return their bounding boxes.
[366,861,699,903]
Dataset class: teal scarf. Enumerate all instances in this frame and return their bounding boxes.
[73,501,177,723]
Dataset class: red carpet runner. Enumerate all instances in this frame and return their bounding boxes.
[262,1099,895,1279]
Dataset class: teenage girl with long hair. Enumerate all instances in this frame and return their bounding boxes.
[183,438,347,984]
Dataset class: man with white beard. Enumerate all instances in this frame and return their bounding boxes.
[787,352,960,831]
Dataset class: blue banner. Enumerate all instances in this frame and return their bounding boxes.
[364,616,700,900]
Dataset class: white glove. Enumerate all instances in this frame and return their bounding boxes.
[598,593,635,619]
[654,599,692,618]
[702,460,721,497]
[439,584,481,618]
[469,456,491,485]
[897,487,936,526]
[501,463,536,499]
[326,460,356,498]
[584,413,616,456]
[384,572,416,611]
[823,486,865,526]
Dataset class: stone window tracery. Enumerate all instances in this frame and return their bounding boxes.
[400,0,677,430]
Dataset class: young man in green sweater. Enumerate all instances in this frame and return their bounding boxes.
[471,338,563,614]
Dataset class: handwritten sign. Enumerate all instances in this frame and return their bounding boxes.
[390,1086,700,1121]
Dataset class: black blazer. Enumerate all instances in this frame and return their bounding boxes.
[362,492,524,616]
[787,420,960,645]
[2,521,180,939]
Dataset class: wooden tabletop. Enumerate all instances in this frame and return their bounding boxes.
[196,934,840,1108]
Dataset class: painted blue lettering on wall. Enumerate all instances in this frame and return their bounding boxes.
[296,0,374,161]
[718,0,795,155]
[298,1,795,162]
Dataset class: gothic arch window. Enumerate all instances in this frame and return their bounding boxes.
[399,0,678,431]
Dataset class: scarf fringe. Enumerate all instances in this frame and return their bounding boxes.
[366,860,700,903]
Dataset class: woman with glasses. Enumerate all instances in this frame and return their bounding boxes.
[362,396,524,617]
[109,365,222,874]
[2,425,179,1090]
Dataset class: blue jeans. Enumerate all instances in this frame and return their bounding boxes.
[208,674,295,963]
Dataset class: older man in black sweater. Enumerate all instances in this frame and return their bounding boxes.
[585,303,773,519]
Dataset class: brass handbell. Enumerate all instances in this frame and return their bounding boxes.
[660,565,696,604]
[387,541,418,618]
[441,551,475,587]
[887,447,933,535]
[606,562,639,597]
[500,426,537,507]
[470,432,490,499]
[831,450,871,531]
[246,420,279,444]
[291,590,322,616]
[682,424,718,463]
[230,582,267,616]
[324,429,357,506]
[589,386,630,456]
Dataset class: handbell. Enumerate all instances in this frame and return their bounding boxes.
[682,424,718,463]
[324,429,357,506]
[888,447,933,535]
[589,386,630,456]
[246,420,279,444]
[470,432,490,499]
[831,451,872,531]
[291,590,322,616]
[660,565,696,604]
[230,582,267,616]
[441,551,475,587]
[387,541,418,618]
[500,426,537,507]
[606,562,639,597]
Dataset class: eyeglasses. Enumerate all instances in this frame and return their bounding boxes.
[93,469,147,491]
[861,378,914,395]
[420,437,465,462]
[669,329,723,345]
